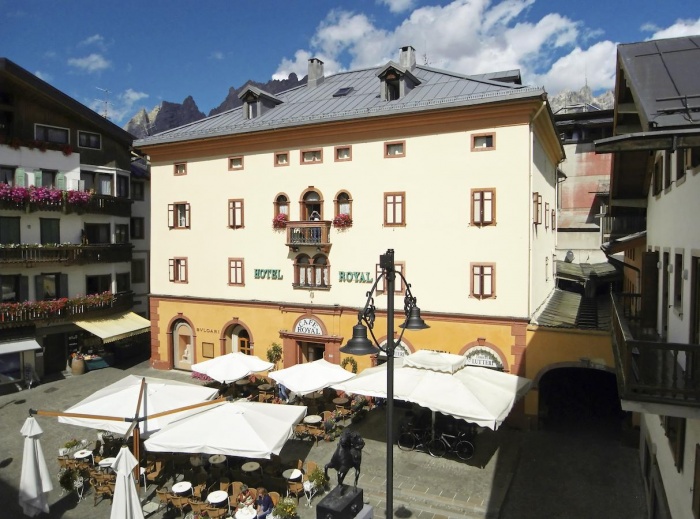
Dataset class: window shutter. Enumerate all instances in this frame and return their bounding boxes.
[483,192,493,223]
[167,204,174,228]
[19,276,29,301]
[483,266,493,297]
[34,275,45,300]
[472,266,481,296]
[168,259,175,281]
[15,167,26,187]
[58,274,68,298]
[56,172,66,190]
[34,169,43,187]
[185,204,191,227]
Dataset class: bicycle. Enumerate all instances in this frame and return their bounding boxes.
[397,426,430,452]
[427,431,474,460]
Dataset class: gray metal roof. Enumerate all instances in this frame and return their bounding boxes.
[556,260,621,284]
[618,36,700,129]
[135,63,544,147]
[532,288,611,331]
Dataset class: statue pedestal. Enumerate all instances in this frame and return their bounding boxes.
[316,484,364,519]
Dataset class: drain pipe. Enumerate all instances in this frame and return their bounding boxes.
[528,100,548,317]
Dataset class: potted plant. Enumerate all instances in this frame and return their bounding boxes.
[267,342,283,369]
[307,467,329,491]
[271,496,298,519]
[272,213,288,229]
[332,213,353,228]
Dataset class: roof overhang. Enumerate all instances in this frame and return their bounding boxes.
[595,128,700,153]
[601,230,647,255]
[0,339,41,355]
[74,312,150,344]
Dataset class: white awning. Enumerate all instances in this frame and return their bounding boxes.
[0,339,41,355]
[74,312,150,344]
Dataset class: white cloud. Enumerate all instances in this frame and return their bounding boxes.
[647,17,700,39]
[68,53,111,73]
[378,0,416,13]
[88,88,149,123]
[210,51,225,60]
[79,34,105,47]
[34,70,52,83]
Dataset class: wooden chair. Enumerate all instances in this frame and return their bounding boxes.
[155,487,173,513]
[228,494,236,516]
[188,498,208,515]
[335,404,352,422]
[305,460,319,475]
[287,480,304,503]
[170,495,190,516]
[249,487,258,501]
[192,482,206,500]
[307,424,325,444]
[92,479,114,507]
[219,477,230,493]
[293,423,309,440]
[205,506,227,518]
[231,481,243,500]
[269,491,281,507]
[146,460,164,483]
[322,410,334,423]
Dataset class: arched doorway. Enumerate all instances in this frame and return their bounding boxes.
[538,366,624,433]
[223,323,252,355]
[172,320,193,370]
[301,190,322,220]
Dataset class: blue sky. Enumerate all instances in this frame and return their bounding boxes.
[2,0,699,126]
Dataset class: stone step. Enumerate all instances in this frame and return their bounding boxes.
[362,485,487,519]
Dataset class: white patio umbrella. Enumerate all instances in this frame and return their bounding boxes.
[145,401,307,459]
[332,350,531,430]
[19,416,53,517]
[268,359,356,396]
[191,352,274,384]
[56,374,219,437]
[110,446,144,519]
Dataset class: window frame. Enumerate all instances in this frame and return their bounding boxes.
[131,181,145,201]
[168,202,191,229]
[384,192,406,227]
[674,252,684,310]
[131,259,146,284]
[130,217,145,240]
[384,140,405,158]
[551,209,556,230]
[532,192,542,225]
[39,218,60,245]
[228,199,244,229]
[653,157,663,195]
[115,223,129,244]
[174,162,187,176]
[34,123,69,145]
[274,193,290,217]
[661,415,686,471]
[0,216,20,245]
[544,202,550,229]
[471,132,495,151]
[169,257,188,283]
[376,261,405,295]
[471,188,496,226]
[228,156,244,171]
[228,258,245,286]
[470,263,496,299]
[334,145,352,162]
[77,130,102,150]
[293,253,330,290]
[300,148,323,165]
[274,151,290,167]
[115,272,130,293]
[334,191,353,219]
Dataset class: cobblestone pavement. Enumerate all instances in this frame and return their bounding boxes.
[0,359,646,518]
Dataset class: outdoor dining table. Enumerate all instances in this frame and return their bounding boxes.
[206,490,229,506]
[303,414,322,425]
[98,457,116,470]
[172,481,193,496]
[332,397,349,406]
[282,468,303,481]
[209,454,227,466]
[73,449,93,464]
[241,461,261,474]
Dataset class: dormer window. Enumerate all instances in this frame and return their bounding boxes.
[238,86,283,120]
[385,74,400,101]
[376,63,421,102]
[243,93,258,120]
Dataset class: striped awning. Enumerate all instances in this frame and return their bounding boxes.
[74,312,150,344]
[0,339,41,355]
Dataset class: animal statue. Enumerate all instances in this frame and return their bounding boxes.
[324,429,365,489]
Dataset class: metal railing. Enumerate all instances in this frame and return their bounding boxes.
[286,221,332,247]
[0,244,132,265]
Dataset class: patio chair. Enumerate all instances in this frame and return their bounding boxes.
[269,491,281,507]
[192,482,206,500]
[249,487,258,501]
[305,460,318,475]
[335,404,352,423]
[219,477,230,493]
[205,506,227,518]
[146,460,165,484]
[188,498,208,515]
[231,480,243,499]
[293,423,309,440]
[92,479,114,507]
[287,480,304,504]
[307,424,325,444]
[155,487,173,513]
[170,495,190,516]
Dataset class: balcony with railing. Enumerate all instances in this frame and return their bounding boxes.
[611,293,700,415]
[0,291,133,328]
[0,244,132,265]
[600,215,646,241]
[0,184,132,217]
[286,221,332,252]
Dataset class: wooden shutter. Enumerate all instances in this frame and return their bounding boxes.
[15,167,26,187]
[167,204,174,228]
[56,172,66,190]
[642,251,659,328]
[58,274,68,298]
[19,276,29,301]
[34,275,45,300]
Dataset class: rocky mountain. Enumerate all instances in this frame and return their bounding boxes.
[124,74,305,139]
[548,85,614,114]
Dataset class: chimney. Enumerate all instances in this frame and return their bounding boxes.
[307,58,325,88]
[399,45,416,70]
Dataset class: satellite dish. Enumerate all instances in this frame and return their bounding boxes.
[565,250,575,263]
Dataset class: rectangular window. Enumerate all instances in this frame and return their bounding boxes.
[384,141,405,158]
[228,199,244,229]
[532,192,542,225]
[36,273,63,300]
[169,257,188,283]
[97,173,113,196]
[1,274,22,302]
[551,209,556,230]
[168,203,191,229]
[131,181,145,201]
[674,252,684,309]
[471,189,495,226]
[131,259,146,284]
[471,133,495,151]
[39,218,60,245]
[661,415,686,471]
[664,152,672,190]
[86,274,111,295]
[174,162,187,176]
[116,175,129,198]
[471,263,495,299]
[35,124,69,145]
[0,216,20,245]
[115,224,129,244]
[228,156,244,170]
[375,261,405,294]
[687,147,700,170]
[384,192,405,226]
[0,166,15,185]
[544,202,550,229]
[301,149,323,164]
[78,131,101,149]
[38,169,58,188]
[116,272,130,293]
[274,152,289,167]
[130,217,145,240]
[84,223,110,244]
[335,145,352,162]
[653,157,663,195]
[228,258,245,286]
[676,150,687,183]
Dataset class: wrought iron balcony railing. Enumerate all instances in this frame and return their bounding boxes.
[611,293,700,411]
[0,244,132,265]
[286,221,332,251]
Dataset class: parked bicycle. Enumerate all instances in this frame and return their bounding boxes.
[397,426,431,452]
[427,431,474,460]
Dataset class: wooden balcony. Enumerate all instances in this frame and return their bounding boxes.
[285,221,332,252]
[0,193,132,217]
[0,243,132,265]
[0,291,133,328]
[611,293,700,417]
[600,215,646,240]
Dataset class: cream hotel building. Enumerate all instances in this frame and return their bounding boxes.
[135,46,564,424]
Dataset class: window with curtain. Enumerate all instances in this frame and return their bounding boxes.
[471,264,495,299]
[168,203,191,229]
[86,274,111,295]
[313,255,329,287]
[98,174,113,196]
[228,199,244,229]
[115,224,129,244]
[116,272,130,293]
[0,166,15,185]
[35,124,68,144]
[169,258,188,283]
[78,131,101,149]
[335,191,352,217]
[275,194,289,217]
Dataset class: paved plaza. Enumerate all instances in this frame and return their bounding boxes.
[0,359,647,518]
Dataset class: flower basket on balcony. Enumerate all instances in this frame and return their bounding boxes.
[272,213,288,229]
[332,213,353,229]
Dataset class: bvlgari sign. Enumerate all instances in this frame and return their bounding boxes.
[294,318,323,336]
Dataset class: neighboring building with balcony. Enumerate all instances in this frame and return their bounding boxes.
[595,36,700,519]
[0,58,150,388]
[136,45,563,426]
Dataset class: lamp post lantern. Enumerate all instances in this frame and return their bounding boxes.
[340,249,428,517]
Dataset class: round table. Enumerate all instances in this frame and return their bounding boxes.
[332,397,349,406]
[304,391,323,400]
[282,468,303,481]
[206,490,229,505]
[241,461,261,473]
[235,379,249,387]
[98,457,116,470]
[172,481,192,495]
[258,383,273,392]
[209,454,226,466]
[235,506,257,519]
[303,414,322,424]
[73,449,93,463]
[190,455,204,467]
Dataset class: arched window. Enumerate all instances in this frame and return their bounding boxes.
[313,255,329,287]
[274,194,289,217]
[334,191,352,217]
[294,254,330,288]
[172,320,193,370]
[294,254,312,287]
[301,189,323,220]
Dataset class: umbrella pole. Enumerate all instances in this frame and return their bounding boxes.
[133,425,140,489]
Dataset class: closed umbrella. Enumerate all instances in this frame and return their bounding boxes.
[110,445,144,519]
[191,352,274,384]
[19,416,53,517]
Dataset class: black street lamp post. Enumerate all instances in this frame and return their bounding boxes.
[340,249,428,518]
